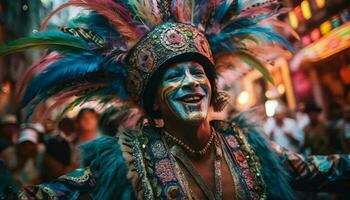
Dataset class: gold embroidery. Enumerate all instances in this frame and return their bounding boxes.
[232,123,267,199]
[59,167,92,183]
[39,185,58,200]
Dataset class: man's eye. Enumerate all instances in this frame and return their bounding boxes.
[166,74,179,80]
[193,70,205,76]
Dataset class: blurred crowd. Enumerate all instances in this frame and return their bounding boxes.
[263,102,350,156]
[261,102,350,200]
[1,102,350,199]
[0,106,143,187]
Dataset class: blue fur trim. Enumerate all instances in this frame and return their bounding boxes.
[79,136,135,200]
[231,115,295,200]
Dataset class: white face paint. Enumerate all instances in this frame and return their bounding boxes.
[158,61,211,123]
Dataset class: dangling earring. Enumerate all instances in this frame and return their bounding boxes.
[213,90,231,112]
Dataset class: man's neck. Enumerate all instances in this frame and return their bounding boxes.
[163,118,212,151]
[79,130,97,143]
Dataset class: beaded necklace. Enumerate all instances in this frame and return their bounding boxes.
[164,129,215,157]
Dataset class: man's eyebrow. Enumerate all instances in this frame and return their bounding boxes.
[164,67,180,76]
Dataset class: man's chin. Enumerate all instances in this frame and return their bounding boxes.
[177,113,207,124]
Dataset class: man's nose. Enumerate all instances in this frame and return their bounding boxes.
[182,71,199,88]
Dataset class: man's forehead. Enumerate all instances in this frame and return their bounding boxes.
[167,61,203,70]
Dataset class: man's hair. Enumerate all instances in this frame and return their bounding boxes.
[76,108,98,121]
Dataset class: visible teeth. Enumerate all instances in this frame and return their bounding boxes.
[183,96,201,102]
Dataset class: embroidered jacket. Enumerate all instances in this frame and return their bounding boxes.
[3,118,350,200]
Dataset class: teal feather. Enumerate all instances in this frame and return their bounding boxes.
[20,52,104,108]
[80,136,135,199]
[20,53,129,120]
[0,31,89,56]
[218,26,295,52]
[214,0,235,23]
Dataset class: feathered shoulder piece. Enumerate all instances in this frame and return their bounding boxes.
[0,0,294,119]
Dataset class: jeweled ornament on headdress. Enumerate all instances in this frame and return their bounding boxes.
[0,0,295,119]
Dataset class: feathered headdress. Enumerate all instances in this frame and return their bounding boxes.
[0,0,295,120]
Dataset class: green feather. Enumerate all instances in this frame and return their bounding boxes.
[58,91,114,119]
[237,51,275,84]
[0,31,89,56]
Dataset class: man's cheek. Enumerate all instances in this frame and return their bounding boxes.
[166,91,183,115]
[160,82,179,103]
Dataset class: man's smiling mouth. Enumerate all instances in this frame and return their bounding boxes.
[177,93,204,105]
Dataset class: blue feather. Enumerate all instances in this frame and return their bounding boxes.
[80,136,135,199]
[21,52,104,108]
[214,0,235,23]
[21,54,130,120]
[208,34,242,53]
[101,59,129,100]
[71,12,120,40]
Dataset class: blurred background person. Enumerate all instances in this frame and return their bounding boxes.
[41,134,71,181]
[302,102,332,155]
[58,117,78,143]
[264,105,303,152]
[0,127,44,186]
[69,108,99,168]
[0,114,19,153]
[336,105,350,153]
[295,102,310,131]
[75,108,99,145]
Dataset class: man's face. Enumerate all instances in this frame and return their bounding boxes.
[78,112,98,133]
[157,61,211,123]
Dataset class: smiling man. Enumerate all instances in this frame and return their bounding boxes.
[157,62,211,122]
[1,0,350,199]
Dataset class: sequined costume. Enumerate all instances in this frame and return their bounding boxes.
[1,0,350,199]
[3,117,348,200]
